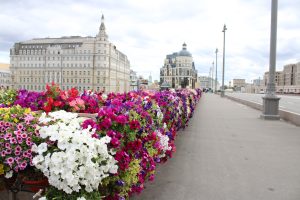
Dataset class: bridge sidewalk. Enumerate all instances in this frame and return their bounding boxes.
[133,93,300,200]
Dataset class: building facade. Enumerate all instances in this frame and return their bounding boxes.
[9,15,130,93]
[160,43,198,89]
[129,70,138,91]
[0,64,11,89]
[0,70,11,90]
[262,62,300,94]
[198,76,219,90]
[232,79,246,88]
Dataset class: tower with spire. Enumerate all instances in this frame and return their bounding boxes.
[97,14,108,41]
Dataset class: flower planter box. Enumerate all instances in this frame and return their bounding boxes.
[77,113,97,119]
[22,178,49,193]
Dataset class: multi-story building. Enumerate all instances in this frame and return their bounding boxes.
[253,78,263,86]
[0,63,11,89]
[129,70,138,91]
[263,72,284,87]
[261,62,300,94]
[198,76,219,90]
[160,43,198,89]
[232,79,246,92]
[232,79,246,88]
[9,15,130,93]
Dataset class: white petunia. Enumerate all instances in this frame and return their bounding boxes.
[5,170,13,178]
[37,143,48,155]
[33,110,118,195]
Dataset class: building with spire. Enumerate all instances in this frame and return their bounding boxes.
[160,43,198,89]
[9,14,130,93]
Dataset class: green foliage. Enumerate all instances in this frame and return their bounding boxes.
[0,89,17,106]
[45,186,104,200]
[145,142,158,157]
[118,159,141,198]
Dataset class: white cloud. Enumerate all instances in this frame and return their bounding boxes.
[0,0,299,84]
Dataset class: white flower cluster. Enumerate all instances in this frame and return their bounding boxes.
[32,110,118,194]
[157,130,172,158]
[156,107,164,122]
[39,197,85,200]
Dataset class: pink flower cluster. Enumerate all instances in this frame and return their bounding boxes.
[0,109,39,175]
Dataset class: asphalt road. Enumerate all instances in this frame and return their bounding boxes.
[226,93,300,114]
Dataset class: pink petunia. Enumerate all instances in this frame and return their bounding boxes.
[14,130,22,135]
[17,124,24,130]
[21,133,27,139]
[4,133,12,140]
[69,100,76,107]
[5,143,11,149]
[5,149,12,154]
[15,145,22,152]
[10,138,17,144]
[1,151,6,157]
[6,157,14,166]
[14,151,21,156]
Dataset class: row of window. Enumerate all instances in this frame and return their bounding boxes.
[12,55,109,61]
[19,77,103,84]
[162,69,195,76]
[19,85,95,92]
[0,80,10,83]
[17,70,106,76]
[0,74,10,77]
[16,48,110,56]
[16,63,93,68]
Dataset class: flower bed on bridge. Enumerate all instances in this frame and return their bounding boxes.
[0,84,201,200]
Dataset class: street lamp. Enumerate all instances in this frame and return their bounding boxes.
[211,61,214,91]
[215,48,218,93]
[221,24,227,97]
[261,0,280,120]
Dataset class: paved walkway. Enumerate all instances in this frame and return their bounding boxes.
[133,93,300,200]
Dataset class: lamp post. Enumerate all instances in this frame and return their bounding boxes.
[215,48,218,93]
[221,24,227,97]
[211,61,214,91]
[261,0,280,119]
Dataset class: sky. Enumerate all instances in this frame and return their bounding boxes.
[1,0,300,84]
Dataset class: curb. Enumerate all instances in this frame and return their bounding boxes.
[225,94,300,126]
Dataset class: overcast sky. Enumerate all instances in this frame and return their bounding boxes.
[1,0,300,83]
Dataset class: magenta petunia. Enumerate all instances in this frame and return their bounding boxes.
[100,117,112,129]
[129,120,140,130]
[116,115,128,125]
